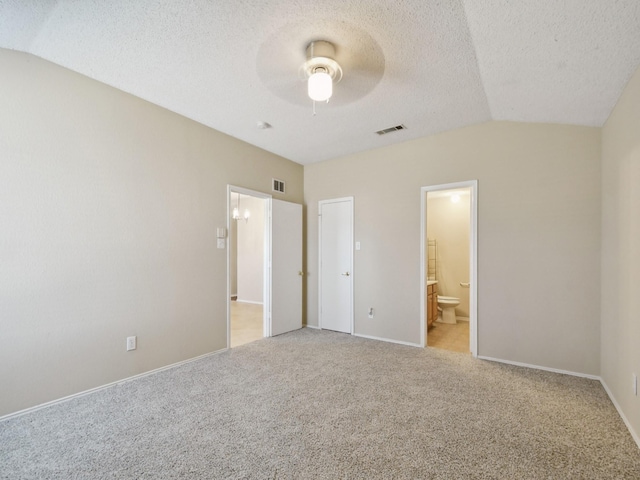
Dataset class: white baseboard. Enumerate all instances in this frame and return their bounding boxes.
[354,332,422,348]
[599,379,640,449]
[304,324,320,330]
[235,299,263,305]
[477,355,600,380]
[0,348,227,423]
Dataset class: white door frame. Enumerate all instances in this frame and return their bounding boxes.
[227,185,272,348]
[420,181,478,356]
[318,197,354,334]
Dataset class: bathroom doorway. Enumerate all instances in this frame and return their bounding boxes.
[421,181,478,356]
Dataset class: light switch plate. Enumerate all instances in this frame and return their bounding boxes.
[217,238,225,249]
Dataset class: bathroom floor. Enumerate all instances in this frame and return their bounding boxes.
[427,321,470,353]
[230,301,263,348]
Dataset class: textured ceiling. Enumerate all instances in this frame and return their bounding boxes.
[1,0,639,165]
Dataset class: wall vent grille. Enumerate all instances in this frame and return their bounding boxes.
[272,178,285,193]
[375,124,406,135]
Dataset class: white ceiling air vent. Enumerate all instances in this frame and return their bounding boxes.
[375,124,406,135]
[272,178,285,193]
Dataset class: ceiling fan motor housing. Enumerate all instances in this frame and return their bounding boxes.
[303,40,343,83]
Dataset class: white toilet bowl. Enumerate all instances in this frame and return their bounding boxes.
[437,296,460,324]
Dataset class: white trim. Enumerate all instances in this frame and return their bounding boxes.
[227,185,272,349]
[265,196,272,338]
[319,196,354,204]
[354,333,422,348]
[318,197,354,335]
[234,299,263,306]
[0,349,226,423]
[421,180,478,356]
[266,196,272,338]
[304,324,321,330]
[600,379,640,449]
[477,355,600,380]
[420,190,426,347]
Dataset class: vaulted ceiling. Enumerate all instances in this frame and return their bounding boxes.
[1,1,639,164]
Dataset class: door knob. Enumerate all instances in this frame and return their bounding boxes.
[341,272,350,277]
[298,271,304,276]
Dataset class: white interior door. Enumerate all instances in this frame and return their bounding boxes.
[319,198,353,333]
[270,199,303,336]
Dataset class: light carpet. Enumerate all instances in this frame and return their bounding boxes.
[1,329,639,479]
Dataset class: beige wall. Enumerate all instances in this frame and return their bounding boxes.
[426,192,471,318]
[601,66,640,440]
[0,49,303,416]
[305,121,601,374]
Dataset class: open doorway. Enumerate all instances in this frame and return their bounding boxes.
[226,186,304,349]
[421,181,478,356]
[228,187,270,348]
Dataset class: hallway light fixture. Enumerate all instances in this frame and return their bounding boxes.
[232,193,250,222]
[301,40,342,111]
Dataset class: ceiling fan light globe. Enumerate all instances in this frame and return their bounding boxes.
[308,71,332,102]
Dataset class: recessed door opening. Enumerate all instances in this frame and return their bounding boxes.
[421,181,478,356]
[227,186,303,349]
[229,189,269,348]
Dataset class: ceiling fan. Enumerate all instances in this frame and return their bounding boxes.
[256,20,386,110]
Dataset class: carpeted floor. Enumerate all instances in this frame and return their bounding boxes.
[1,328,639,479]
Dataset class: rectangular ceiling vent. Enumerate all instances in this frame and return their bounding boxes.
[375,124,406,135]
[272,178,286,193]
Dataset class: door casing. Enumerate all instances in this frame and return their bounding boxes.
[227,185,271,348]
[421,181,478,356]
[227,186,304,347]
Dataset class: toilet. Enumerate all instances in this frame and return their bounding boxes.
[437,296,460,324]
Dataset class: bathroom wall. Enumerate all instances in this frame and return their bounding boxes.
[601,65,640,443]
[236,195,265,304]
[0,49,303,417]
[426,191,471,318]
[304,120,601,376]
